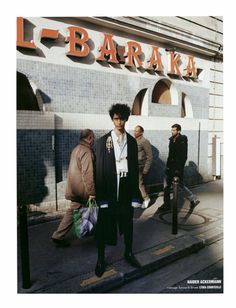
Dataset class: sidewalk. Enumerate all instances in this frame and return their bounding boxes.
[18,180,223,293]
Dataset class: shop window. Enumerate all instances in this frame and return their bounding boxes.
[152,78,178,105]
[181,93,193,118]
[17,71,41,111]
[132,88,148,115]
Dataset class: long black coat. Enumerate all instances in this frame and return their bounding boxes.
[95,131,140,246]
[166,133,188,179]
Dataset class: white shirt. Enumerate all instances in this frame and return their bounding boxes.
[111,130,128,200]
[111,130,128,174]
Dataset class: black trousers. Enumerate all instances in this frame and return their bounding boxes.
[97,176,133,256]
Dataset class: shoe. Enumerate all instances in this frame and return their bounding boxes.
[95,259,106,277]
[141,197,150,209]
[52,238,70,247]
[158,203,171,212]
[132,202,141,208]
[124,252,141,268]
[190,200,200,209]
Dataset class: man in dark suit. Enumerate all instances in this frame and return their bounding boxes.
[95,103,141,277]
[159,123,200,212]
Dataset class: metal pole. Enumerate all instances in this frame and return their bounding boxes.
[18,204,31,289]
[197,121,201,171]
[52,134,58,211]
[172,176,179,235]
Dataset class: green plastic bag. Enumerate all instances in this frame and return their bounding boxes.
[73,200,98,238]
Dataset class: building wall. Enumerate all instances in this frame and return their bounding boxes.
[97,16,224,177]
[17,16,223,210]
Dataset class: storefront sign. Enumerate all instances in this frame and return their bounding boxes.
[17,17,198,79]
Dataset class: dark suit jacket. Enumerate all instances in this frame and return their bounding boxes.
[167,134,188,176]
[95,130,139,245]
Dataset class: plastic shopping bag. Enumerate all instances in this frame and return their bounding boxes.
[73,199,98,238]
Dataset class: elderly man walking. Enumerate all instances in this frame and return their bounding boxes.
[51,129,96,247]
[134,125,153,209]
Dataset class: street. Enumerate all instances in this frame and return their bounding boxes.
[17,180,223,294]
[111,239,223,293]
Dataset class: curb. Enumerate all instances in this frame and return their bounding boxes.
[33,234,205,293]
[194,227,223,246]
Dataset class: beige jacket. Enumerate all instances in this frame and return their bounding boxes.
[136,136,153,173]
[65,140,95,203]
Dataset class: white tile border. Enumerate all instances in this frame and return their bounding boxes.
[17,111,209,131]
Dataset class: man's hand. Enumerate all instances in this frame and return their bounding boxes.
[143,170,148,175]
[89,195,96,201]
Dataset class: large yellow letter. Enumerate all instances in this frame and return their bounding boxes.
[66,26,90,57]
[125,41,143,68]
[17,17,36,49]
[185,56,197,78]
[168,52,181,76]
[97,33,118,63]
[148,47,163,71]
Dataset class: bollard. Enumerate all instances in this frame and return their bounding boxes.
[172,176,179,235]
[18,204,31,289]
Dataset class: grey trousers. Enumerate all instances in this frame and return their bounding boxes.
[164,176,197,204]
[52,201,81,240]
[138,166,148,200]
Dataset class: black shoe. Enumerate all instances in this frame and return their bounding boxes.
[190,200,200,209]
[124,252,141,268]
[95,259,106,277]
[158,203,171,212]
[52,238,70,247]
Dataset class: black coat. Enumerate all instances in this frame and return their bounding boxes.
[95,131,139,245]
[166,134,188,177]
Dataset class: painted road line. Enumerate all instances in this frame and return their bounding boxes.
[151,244,175,257]
[80,269,118,287]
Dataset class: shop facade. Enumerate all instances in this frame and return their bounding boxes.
[17,16,223,212]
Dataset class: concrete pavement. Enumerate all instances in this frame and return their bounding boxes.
[18,179,223,293]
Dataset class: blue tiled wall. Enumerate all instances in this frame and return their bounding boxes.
[17,58,209,205]
[17,128,207,204]
[17,59,209,119]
